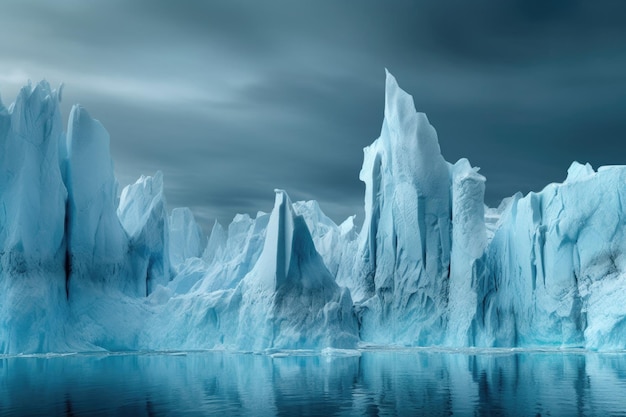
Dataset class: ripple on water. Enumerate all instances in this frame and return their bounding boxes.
[1,349,626,416]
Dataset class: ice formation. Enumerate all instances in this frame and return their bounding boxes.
[293,200,358,286]
[232,189,358,350]
[0,82,68,353]
[353,70,453,345]
[446,158,487,346]
[118,171,171,295]
[473,163,626,349]
[197,212,270,292]
[1,72,625,354]
[168,207,203,271]
[147,189,358,350]
[65,105,131,297]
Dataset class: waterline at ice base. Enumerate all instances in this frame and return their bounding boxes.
[1,71,626,355]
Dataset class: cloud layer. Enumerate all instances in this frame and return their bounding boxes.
[1,0,625,232]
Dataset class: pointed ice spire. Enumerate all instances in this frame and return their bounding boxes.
[253,189,326,290]
[265,189,295,288]
[353,70,453,344]
[383,69,446,191]
[203,219,227,264]
[384,68,418,130]
[237,189,359,350]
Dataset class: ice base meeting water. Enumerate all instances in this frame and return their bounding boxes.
[2,349,626,416]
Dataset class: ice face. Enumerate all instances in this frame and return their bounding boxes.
[474,165,626,349]
[0,82,67,259]
[0,82,69,354]
[168,207,203,271]
[65,105,133,296]
[354,70,453,345]
[2,73,626,354]
[202,219,227,265]
[292,200,358,281]
[446,158,487,346]
[118,172,171,295]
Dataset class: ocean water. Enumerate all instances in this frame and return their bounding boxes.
[1,349,625,416]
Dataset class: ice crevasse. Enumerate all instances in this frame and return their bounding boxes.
[0,71,626,354]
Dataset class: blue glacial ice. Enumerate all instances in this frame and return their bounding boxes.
[0,82,69,353]
[0,73,626,354]
[473,162,626,349]
[118,171,171,295]
[168,207,203,271]
[146,189,358,351]
[351,70,453,345]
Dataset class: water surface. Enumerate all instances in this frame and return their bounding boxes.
[1,349,626,416]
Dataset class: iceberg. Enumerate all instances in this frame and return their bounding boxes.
[0,71,625,354]
[233,189,358,350]
[474,163,626,349]
[147,189,358,351]
[353,70,453,345]
[0,82,69,354]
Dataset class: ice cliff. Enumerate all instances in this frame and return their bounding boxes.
[353,71,453,345]
[168,207,203,271]
[118,171,170,295]
[473,163,626,349]
[1,72,625,354]
[65,105,130,295]
[0,82,68,353]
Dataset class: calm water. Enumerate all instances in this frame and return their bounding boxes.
[1,349,626,416]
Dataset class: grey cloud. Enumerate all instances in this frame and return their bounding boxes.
[1,0,625,233]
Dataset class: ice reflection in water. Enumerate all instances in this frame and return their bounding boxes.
[1,350,626,416]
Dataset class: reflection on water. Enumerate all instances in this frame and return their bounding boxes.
[1,350,626,416]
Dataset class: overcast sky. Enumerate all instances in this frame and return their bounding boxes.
[1,0,625,233]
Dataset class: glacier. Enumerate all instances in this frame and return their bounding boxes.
[0,72,625,354]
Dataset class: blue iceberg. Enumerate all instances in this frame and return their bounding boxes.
[1,72,625,354]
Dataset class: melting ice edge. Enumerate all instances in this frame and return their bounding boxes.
[1,71,625,354]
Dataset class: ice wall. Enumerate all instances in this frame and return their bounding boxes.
[0,82,70,353]
[0,85,183,353]
[474,163,626,349]
[446,158,487,346]
[354,70,453,345]
[118,172,171,295]
[65,105,132,296]
[202,220,227,265]
[1,73,626,354]
[168,207,203,270]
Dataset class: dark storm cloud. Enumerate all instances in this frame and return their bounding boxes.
[1,0,625,233]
